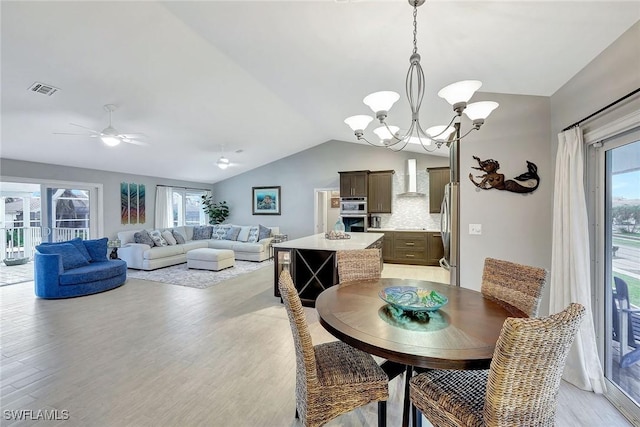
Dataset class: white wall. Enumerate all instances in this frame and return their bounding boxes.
[459,93,552,291]
[0,158,213,240]
[550,22,640,141]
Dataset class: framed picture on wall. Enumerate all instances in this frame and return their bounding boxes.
[252,186,281,215]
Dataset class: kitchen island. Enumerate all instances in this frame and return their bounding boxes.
[273,232,383,306]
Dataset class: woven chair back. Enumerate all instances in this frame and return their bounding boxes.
[483,302,585,425]
[278,269,318,394]
[481,257,547,317]
[337,249,381,284]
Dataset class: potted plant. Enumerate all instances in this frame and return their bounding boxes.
[201,195,229,225]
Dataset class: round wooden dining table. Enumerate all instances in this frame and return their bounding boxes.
[315,277,524,427]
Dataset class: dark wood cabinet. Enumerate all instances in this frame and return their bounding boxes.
[393,231,428,265]
[382,231,394,262]
[428,167,450,213]
[379,230,444,266]
[339,171,369,197]
[427,232,444,265]
[368,170,393,213]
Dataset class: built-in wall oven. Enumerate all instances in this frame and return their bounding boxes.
[340,197,368,232]
[340,197,367,216]
[341,215,368,233]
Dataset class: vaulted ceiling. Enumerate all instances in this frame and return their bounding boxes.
[2,1,638,183]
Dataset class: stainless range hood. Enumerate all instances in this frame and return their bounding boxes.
[398,159,425,196]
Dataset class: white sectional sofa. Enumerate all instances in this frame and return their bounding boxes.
[117,225,279,270]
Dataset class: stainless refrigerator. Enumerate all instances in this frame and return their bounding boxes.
[440,182,459,286]
[439,130,461,287]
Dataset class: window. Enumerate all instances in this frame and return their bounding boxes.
[171,189,209,227]
[589,118,640,421]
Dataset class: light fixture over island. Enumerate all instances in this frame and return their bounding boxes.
[273,232,384,306]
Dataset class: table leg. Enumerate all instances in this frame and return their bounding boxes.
[402,365,412,427]
[380,362,416,427]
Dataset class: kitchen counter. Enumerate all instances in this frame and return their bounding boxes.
[273,232,384,306]
[368,227,440,232]
[273,232,384,251]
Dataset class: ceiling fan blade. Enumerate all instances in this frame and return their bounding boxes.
[119,133,147,138]
[69,123,100,133]
[53,132,92,136]
[122,139,150,147]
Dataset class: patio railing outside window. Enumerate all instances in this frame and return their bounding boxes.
[2,227,90,260]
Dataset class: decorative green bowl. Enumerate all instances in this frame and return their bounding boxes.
[379,286,448,313]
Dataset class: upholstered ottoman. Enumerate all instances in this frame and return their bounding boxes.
[186,248,235,271]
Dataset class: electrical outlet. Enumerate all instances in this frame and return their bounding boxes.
[469,224,482,235]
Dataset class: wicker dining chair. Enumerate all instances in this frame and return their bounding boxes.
[410,302,585,427]
[481,257,548,317]
[337,248,382,284]
[278,269,388,427]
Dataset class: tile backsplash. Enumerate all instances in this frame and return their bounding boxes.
[375,170,441,231]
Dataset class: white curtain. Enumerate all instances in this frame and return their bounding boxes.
[550,126,605,393]
[155,186,173,229]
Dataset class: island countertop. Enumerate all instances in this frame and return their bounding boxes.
[273,232,384,251]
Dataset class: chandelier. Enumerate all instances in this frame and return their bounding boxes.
[344,0,499,152]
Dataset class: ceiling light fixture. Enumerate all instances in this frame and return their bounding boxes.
[217,144,230,170]
[344,0,499,152]
[100,105,122,146]
[217,156,230,170]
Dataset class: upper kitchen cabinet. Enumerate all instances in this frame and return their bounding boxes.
[428,167,450,213]
[368,170,394,213]
[339,171,369,197]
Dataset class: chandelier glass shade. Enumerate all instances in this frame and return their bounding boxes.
[344,0,499,152]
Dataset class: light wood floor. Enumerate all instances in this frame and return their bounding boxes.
[0,264,633,426]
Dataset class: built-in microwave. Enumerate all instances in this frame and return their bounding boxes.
[340,197,367,215]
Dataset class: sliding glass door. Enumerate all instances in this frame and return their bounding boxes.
[40,182,101,242]
[596,129,640,421]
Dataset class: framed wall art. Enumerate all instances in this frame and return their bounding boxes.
[121,182,146,224]
[330,190,340,208]
[252,186,281,215]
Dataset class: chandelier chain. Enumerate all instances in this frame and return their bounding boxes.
[412,3,418,55]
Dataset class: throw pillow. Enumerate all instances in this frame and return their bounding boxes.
[148,230,167,247]
[162,230,177,246]
[210,224,230,240]
[82,237,109,262]
[236,226,252,242]
[225,226,241,241]
[39,238,92,262]
[69,237,92,261]
[258,224,271,241]
[193,225,213,240]
[247,226,260,243]
[134,230,155,246]
[36,243,90,270]
[172,229,186,244]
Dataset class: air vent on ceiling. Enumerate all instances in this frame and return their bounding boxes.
[28,82,59,96]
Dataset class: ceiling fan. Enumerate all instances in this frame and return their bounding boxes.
[54,104,149,147]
